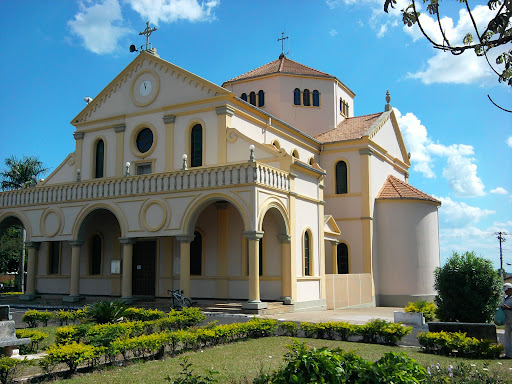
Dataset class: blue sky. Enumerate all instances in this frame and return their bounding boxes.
[0,0,510,270]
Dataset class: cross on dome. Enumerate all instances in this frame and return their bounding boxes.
[277,32,288,57]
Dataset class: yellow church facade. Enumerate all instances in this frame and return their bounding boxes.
[0,47,441,310]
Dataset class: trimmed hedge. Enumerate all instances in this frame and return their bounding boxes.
[15,329,48,353]
[417,331,503,358]
[404,300,437,322]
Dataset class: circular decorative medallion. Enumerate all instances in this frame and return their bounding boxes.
[41,209,62,237]
[141,200,168,232]
[136,128,154,153]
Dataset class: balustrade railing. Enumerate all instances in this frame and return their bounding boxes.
[0,161,290,208]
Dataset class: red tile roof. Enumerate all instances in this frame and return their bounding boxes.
[223,54,334,84]
[314,113,383,143]
[377,175,441,204]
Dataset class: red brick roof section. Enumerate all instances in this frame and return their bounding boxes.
[377,175,441,204]
[314,113,383,143]
[223,55,334,84]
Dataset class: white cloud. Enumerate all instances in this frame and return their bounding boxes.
[68,0,133,55]
[434,195,495,226]
[507,136,512,148]
[395,108,486,196]
[490,187,509,195]
[124,0,219,25]
[376,23,388,38]
[329,29,338,37]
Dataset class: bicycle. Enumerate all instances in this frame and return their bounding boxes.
[168,289,192,310]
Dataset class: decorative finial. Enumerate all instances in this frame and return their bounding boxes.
[249,145,255,162]
[277,32,289,57]
[385,90,392,111]
[76,169,81,182]
[182,154,188,170]
[139,21,157,52]
[125,162,131,177]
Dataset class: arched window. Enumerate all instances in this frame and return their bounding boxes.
[293,88,301,105]
[291,149,299,159]
[337,243,349,274]
[303,89,310,106]
[340,98,343,112]
[190,231,202,275]
[90,234,102,275]
[312,90,320,106]
[95,139,104,178]
[241,93,247,102]
[335,161,348,194]
[190,124,203,167]
[272,140,280,150]
[308,157,315,166]
[258,90,265,107]
[249,91,256,106]
[304,231,311,276]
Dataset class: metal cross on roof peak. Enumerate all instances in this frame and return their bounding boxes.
[277,32,288,57]
[139,21,157,51]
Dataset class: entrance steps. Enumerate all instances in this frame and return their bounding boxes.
[198,300,294,316]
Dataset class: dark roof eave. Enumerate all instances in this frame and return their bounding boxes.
[376,197,442,205]
[223,72,336,86]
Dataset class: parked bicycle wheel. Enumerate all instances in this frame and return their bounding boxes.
[183,298,192,307]
[171,297,181,310]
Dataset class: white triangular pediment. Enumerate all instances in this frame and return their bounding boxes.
[324,215,341,237]
[72,51,231,125]
[368,112,410,166]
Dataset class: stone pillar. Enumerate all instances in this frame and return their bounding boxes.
[278,234,293,305]
[176,235,194,298]
[63,241,84,302]
[242,231,267,309]
[215,106,234,165]
[216,202,229,298]
[331,241,338,274]
[73,132,84,178]
[163,115,176,171]
[120,238,136,302]
[20,242,40,301]
[359,148,375,296]
[114,124,126,177]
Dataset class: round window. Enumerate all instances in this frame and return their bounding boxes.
[136,128,153,153]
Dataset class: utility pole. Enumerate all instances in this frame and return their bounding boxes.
[495,231,508,283]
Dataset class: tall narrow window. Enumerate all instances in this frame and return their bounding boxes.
[303,89,311,106]
[304,231,311,276]
[90,234,102,275]
[337,243,349,274]
[241,93,247,101]
[258,90,265,107]
[190,124,203,167]
[335,161,348,194]
[249,91,256,106]
[49,242,60,275]
[312,90,320,106]
[190,231,202,275]
[95,139,104,178]
[293,88,301,105]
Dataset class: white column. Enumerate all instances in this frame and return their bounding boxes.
[63,241,84,302]
[120,238,136,302]
[20,242,40,300]
[278,234,293,305]
[176,235,194,298]
[242,231,267,310]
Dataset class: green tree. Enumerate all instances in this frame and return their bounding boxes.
[0,155,48,291]
[384,0,512,112]
[0,227,22,273]
[0,155,47,190]
[434,251,502,323]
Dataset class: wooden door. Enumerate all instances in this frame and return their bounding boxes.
[132,241,156,296]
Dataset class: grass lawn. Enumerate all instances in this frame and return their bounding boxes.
[34,337,509,384]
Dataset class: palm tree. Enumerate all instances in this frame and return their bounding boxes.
[0,155,48,191]
[0,155,48,292]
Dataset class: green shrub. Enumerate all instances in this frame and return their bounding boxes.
[165,357,218,384]
[434,251,502,323]
[0,356,30,384]
[55,310,75,326]
[358,318,412,345]
[278,321,298,337]
[404,300,437,322]
[15,329,48,352]
[41,342,105,375]
[84,300,128,324]
[21,310,43,328]
[245,318,278,338]
[55,325,90,345]
[86,321,143,347]
[124,308,166,322]
[417,331,504,358]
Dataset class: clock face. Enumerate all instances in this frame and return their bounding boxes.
[140,80,152,96]
[131,70,160,107]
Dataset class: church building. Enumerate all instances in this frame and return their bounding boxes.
[0,32,441,311]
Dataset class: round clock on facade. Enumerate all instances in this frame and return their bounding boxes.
[131,70,160,107]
